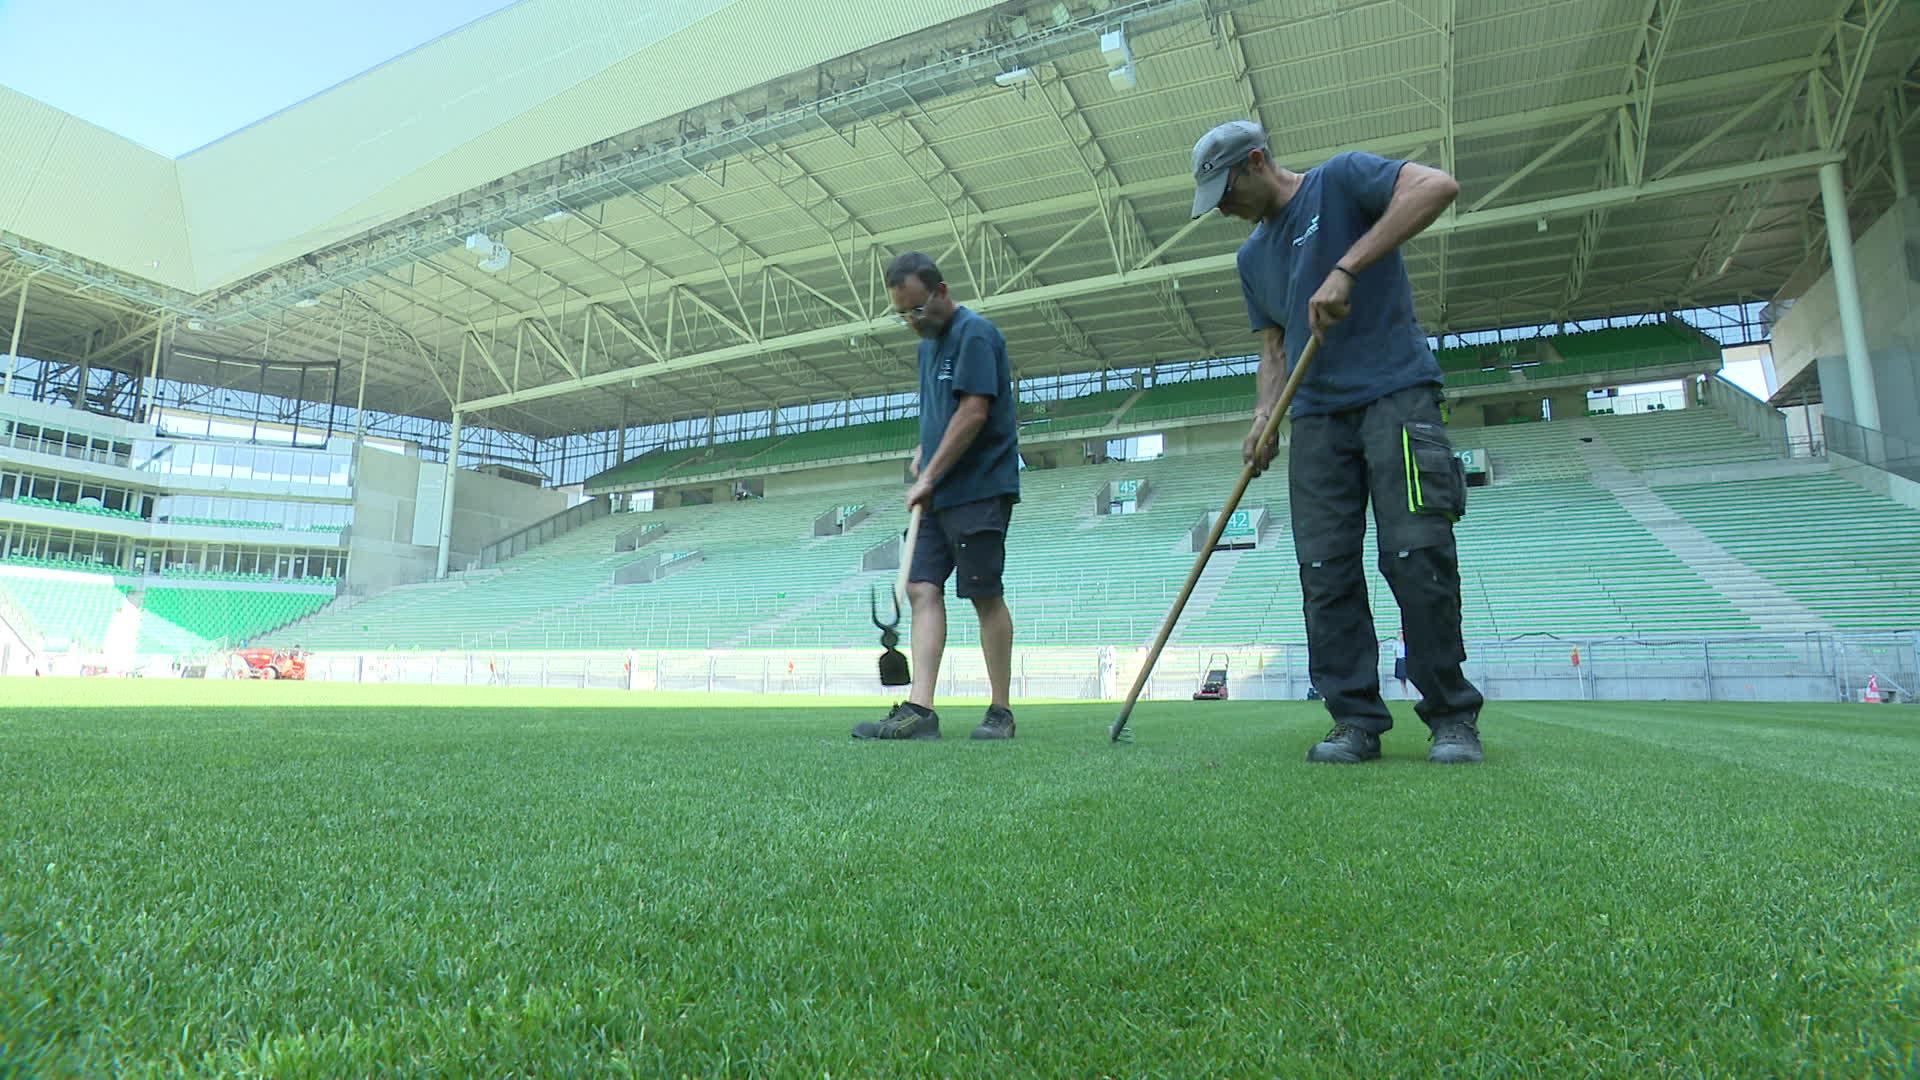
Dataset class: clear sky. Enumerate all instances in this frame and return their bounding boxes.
[0,0,518,157]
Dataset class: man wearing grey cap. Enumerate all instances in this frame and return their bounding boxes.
[1191,119,1485,765]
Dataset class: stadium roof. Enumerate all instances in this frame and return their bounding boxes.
[2,0,1917,440]
[0,1,518,159]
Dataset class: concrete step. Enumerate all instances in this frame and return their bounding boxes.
[1598,470,1837,635]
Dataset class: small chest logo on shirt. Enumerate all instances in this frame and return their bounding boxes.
[1291,214,1320,248]
[937,352,955,381]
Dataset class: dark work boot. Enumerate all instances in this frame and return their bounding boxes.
[1427,719,1484,764]
[1307,723,1381,764]
[852,702,941,740]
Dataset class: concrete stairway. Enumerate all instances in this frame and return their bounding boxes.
[1579,440,1834,634]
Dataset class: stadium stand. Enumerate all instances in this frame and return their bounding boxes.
[1,553,123,575]
[0,572,126,651]
[1658,472,1920,631]
[747,419,919,471]
[159,567,337,586]
[1121,375,1257,426]
[133,588,332,647]
[5,496,143,521]
[564,326,1725,493]
[261,400,1920,655]
[1017,386,1140,436]
[167,516,284,530]
[587,446,713,488]
[0,563,329,655]
[1551,321,1717,368]
[1429,321,1719,387]
[1583,408,1781,471]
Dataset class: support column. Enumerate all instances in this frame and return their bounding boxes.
[1888,108,1910,200]
[436,411,462,579]
[3,271,35,400]
[72,337,92,410]
[1819,162,1882,431]
[136,320,165,422]
[353,336,371,440]
[347,335,370,490]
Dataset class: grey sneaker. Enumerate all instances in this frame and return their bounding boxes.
[852,702,941,740]
[1427,720,1483,764]
[970,705,1016,740]
[1307,723,1381,763]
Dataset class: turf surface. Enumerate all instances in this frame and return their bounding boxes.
[2,680,1916,1076]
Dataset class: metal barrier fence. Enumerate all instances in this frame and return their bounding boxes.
[1825,414,1920,483]
[289,632,1919,704]
[472,496,610,571]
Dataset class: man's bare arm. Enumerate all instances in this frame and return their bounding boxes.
[1244,327,1286,476]
[1336,162,1459,274]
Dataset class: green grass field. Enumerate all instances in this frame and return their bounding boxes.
[2,680,1916,1077]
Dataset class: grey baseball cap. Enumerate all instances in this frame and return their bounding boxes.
[1190,120,1268,218]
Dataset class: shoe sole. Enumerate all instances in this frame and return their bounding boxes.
[1427,750,1483,764]
[1307,747,1380,763]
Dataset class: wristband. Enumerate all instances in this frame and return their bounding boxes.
[1332,264,1358,281]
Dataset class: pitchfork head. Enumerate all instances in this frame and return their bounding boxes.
[869,583,901,648]
[870,583,910,687]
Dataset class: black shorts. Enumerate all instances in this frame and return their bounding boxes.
[908,495,1014,599]
[1288,383,1464,564]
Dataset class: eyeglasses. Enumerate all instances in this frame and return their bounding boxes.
[1220,160,1250,209]
[893,284,945,323]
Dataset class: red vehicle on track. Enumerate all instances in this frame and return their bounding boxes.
[231,647,309,681]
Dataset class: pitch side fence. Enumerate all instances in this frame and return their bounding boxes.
[275,632,1918,704]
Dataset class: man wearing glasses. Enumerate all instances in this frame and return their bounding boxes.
[852,252,1020,742]
[1190,119,1486,765]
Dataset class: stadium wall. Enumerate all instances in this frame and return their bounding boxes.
[346,448,567,591]
[1771,195,1920,445]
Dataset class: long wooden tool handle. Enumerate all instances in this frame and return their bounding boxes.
[1109,335,1322,742]
[895,503,924,611]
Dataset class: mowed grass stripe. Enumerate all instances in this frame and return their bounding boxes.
[2,689,1916,1076]
[1508,700,1920,796]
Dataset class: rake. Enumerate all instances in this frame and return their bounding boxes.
[1109,335,1320,743]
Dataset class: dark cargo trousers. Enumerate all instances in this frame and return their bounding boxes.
[1287,383,1484,735]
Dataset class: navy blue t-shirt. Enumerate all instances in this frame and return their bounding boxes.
[918,305,1020,511]
[1236,150,1444,415]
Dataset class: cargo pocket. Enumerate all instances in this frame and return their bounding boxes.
[1402,420,1466,521]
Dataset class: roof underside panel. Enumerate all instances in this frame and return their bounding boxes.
[9,0,1920,441]
[199,0,1009,291]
